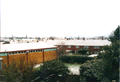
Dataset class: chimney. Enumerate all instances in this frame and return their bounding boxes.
[102,37,103,40]
[83,38,85,40]
[52,38,54,40]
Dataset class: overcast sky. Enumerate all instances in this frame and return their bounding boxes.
[1,0,120,38]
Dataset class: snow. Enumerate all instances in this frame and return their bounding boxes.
[66,64,80,75]
[34,63,81,75]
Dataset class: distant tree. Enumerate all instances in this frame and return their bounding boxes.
[57,42,66,57]
[49,36,56,40]
[77,36,80,40]
[37,37,41,40]
[109,25,119,43]
[12,34,14,39]
[26,35,28,39]
[64,37,66,39]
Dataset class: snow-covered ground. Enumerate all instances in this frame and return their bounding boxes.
[33,63,43,68]
[88,54,98,57]
[34,63,81,75]
[66,64,81,75]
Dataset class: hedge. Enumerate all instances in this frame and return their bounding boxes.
[59,55,93,64]
[79,59,101,82]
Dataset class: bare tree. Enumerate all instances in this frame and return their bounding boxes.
[57,42,66,58]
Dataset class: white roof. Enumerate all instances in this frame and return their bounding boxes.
[46,40,111,46]
[0,42,57,52]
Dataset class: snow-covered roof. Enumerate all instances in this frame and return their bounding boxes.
[0,42,57,52]
[45,40,111,46]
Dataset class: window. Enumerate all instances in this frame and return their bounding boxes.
[84,46,89,48]
[12,52,15,54]
[21,51,23,53]
[14,52,17,54]
[36,50,38,52]
[30,50,33,52]
[94,51,98,54]
[94,46,99,49]
[76,46,79,48]
[32,50,35,52]
[9,52,12,55]
[60,46,62,48]
[38,50,40,52]
[68,45,71,48]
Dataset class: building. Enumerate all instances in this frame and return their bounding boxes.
[45,39,111,54]
[0,42,58,69]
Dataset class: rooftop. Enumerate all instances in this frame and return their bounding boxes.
[45,40,111,46]
[0,42,57,52]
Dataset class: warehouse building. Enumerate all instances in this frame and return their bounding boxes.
[0,42,58,69]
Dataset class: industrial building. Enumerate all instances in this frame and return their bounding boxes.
[0,42,58,69]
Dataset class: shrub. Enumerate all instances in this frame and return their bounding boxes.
[59,55,93,64]
[71,50,75,54]
[2,56,36,82]
[80,58,119,82]
[78,48,88,55]
[79,59,101,82]
[38,60,70,82]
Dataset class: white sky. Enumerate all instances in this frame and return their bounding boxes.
[1,0,120,38]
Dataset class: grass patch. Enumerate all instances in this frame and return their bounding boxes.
[65,63,81,67]
[34,67,40,70]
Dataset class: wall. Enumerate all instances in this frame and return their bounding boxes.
[0,48,58,68]
[59,45,102,54]
[28,52,43,63]
[9,53,26,64]
[44,50,57,62]
[0,56,7,66]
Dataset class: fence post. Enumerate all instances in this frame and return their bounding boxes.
[43,49,44,62]
[7,52,9,66]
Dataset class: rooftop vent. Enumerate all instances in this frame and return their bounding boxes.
[83,38,85,40]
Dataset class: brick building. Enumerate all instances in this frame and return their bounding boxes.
[46,39,111,54]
